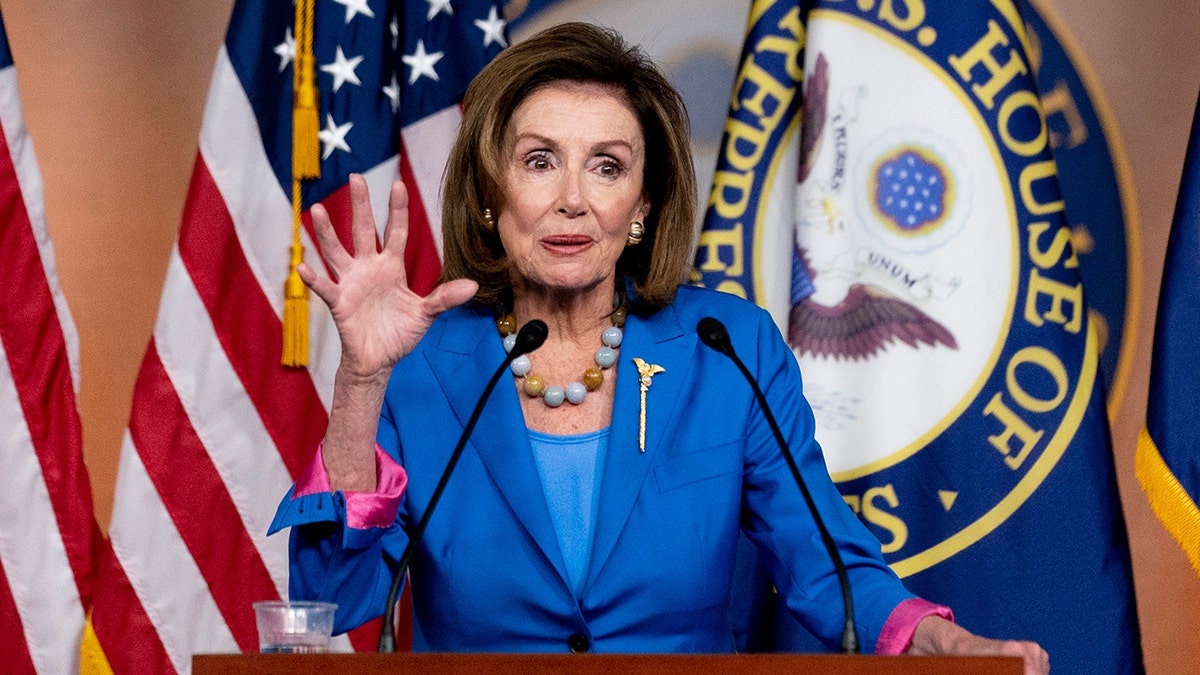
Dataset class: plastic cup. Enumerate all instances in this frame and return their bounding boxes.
[252,600,337,654]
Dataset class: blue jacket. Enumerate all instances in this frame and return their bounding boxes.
[270,286,915,653]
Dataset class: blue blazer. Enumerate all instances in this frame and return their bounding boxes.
[271,286,915,653]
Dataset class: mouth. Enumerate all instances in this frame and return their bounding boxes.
[541,234,594,255]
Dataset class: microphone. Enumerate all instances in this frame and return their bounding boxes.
[378,319,547,652]
[696,317,860,655]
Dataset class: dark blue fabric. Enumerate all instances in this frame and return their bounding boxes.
[1146,92,1200,504]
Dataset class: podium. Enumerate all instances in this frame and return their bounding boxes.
[193,652,1022,674]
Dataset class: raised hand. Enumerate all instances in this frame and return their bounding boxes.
[300,174,478,381]
[301,174,477,491]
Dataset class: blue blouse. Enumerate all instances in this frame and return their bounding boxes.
[527,427,609,596]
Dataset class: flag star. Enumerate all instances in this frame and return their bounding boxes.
[333,0,375,24]
[274,28,296,72]
[318,114,353,159]
[383,73,401,113]
[474,6,508,48]
[320,46,364,92]
[390,16,400,50]
[402,40,444,84]
[425,0,453,20]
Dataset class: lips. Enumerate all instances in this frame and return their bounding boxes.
[541,234,593,254]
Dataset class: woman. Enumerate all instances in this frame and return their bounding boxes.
[269,21,1048,669]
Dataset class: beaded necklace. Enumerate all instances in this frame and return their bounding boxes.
[497,300,626,408]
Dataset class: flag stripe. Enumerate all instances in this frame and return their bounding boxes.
[399,146,443,295]
[400,104,462,258]
[0,65,93,604]
[109,429,237,673]
[0,555,35,673]
[0,62,80,388]
[87,544,173,674]
[0,340,86,673]
[0,148,95,585]
[0,54,95,671]
[195,51,345,412]
[154,248,292,594]
[129,342,278,652]
[176,158,328,478]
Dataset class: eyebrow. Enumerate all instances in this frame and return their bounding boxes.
[512,132,638,156]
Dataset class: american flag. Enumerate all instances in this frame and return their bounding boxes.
[83,1,505,671]
[0,6,101,673]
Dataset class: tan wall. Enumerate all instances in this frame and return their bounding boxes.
[4,0,1196,670]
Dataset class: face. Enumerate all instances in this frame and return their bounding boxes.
[497,82,650,299]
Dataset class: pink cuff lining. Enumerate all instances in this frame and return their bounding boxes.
[293,443,408,529]
[875,597,955,655]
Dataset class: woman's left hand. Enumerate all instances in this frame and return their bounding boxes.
[907,616,1049,674]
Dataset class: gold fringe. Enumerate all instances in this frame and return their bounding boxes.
[292,0,320,179]
[79,613,116,675]
[283,0,317,366]
[282,182,310,367]
[1136,427,1200,576]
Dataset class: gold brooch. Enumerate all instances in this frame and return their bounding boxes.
[632,357,665,452]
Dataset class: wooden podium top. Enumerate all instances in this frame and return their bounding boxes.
[194,652,1023,674]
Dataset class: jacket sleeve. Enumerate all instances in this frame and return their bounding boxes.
[267,438,410,635]
[736,306,939,653]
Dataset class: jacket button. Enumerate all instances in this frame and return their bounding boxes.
[567,633,590,653]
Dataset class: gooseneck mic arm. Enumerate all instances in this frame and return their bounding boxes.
[696,317,859,655]
[377,319,548,653]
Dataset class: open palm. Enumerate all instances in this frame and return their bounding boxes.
[299,174,478,380]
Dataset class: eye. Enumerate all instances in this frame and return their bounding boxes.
[595,158,624,178]
[524,150,554,171]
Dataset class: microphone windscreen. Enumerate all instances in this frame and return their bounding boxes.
[514,319,549,355]
[697,317,733,356]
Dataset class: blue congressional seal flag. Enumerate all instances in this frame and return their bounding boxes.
[694,0,815,310]
[780,0,1140,669]
[1140,91,1200,577]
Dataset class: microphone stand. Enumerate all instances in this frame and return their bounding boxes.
[697,317,859,655]
[377,319,547,652]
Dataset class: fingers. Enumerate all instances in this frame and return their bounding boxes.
[986,640,1048,675]
[297,261,337,306]
[310,202,352,274]
[348,174,380,260]
[423,279,479,316]
[1009,641,1050,675]
[381,179,411,260]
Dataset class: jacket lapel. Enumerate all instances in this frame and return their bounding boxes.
[585,302,698,591]
[423,308,571,587]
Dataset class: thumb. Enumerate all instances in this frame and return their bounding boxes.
[423,279,479,316]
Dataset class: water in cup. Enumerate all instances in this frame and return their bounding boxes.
[253,600,337,654]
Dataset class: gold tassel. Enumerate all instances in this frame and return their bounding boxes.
[282,180,310,366]
[282,239,310,367]
[283,0,318,366]
[293,0,320,179]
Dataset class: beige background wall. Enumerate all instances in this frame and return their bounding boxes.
[3,0,1197,671]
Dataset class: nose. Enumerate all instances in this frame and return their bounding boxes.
[556,169,587,218]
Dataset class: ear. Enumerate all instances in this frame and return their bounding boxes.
[637,192,651,222]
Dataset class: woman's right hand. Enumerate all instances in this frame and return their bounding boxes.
[300,174,479,381]
[302,175,477,492]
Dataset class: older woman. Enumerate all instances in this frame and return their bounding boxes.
[269,22,1047,670]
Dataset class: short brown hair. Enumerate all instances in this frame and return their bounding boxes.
[438,22,697,313]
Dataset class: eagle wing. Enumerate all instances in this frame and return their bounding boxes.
[788,284,958,361]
